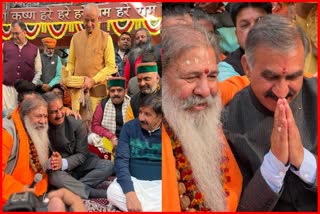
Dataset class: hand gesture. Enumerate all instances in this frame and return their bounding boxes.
[82,76,95,90]
[271,98,289,165]
[125,191,142,211]
[110,137,118,147]
[284,99,304,169]
[271,98,304,168]
[50,152,62,171]
[22,185,36,193]
[64,107,82,119]
[41,84,51,92]
[60,82,68,91]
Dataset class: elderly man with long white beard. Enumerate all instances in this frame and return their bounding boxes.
[2,95,49,205]
[161,24,242,212]
[2,95,88,211]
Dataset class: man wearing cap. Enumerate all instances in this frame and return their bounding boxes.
[40,37,62,92]
[3,20,42,117]
[125,61,160,122]
[63,3,116,123]
[88,77,130,159]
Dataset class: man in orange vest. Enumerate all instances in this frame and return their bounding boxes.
[64,3,116,125]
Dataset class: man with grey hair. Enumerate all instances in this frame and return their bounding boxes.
[64,3,116,125]
[42,92,113,199]
[2,94,88,210]
[2,95,49,204]
[162,24,243,212]
[123,27,162,84]
[223,15,317,211]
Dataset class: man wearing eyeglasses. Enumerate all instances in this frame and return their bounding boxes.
[3,20,42,117]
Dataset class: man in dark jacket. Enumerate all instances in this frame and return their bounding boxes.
[39,37,62,92]
[222,15,317,211]
[115,32,131,76]
[218,3,272,81]
[43,92,113,199]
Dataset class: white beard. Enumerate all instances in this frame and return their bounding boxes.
[24,116,49,171]
[163,79,226,211]
[44,50,54,57]
[129,42,153,62]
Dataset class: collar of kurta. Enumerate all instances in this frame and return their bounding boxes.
[14,39,28,48]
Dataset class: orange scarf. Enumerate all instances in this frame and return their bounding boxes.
[162,126,242,211]
[2,108,48,205]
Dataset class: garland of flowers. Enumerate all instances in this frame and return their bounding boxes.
[142,18,161,35]
[109,20,134,36]
[2,18,161,41]
[28,137,45,174]
[164,121,209,212]
[164,120,232,211]
[221,154,231,197]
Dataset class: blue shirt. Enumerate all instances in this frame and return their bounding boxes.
[115,118,161,193]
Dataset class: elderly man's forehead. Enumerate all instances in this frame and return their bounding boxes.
[29,105,48,113]
[23,93,37,101]
[48,100,63,110]
[162,14,193,27]
[83,6,99,18]
[178,46,215,62]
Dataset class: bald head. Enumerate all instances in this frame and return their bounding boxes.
[84,3,99,14]
[83,3,100,34]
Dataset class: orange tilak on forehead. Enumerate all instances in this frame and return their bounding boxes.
[204,69,209,75]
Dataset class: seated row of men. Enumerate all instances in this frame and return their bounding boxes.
[3,3,162,133]
[2,71,162,211]
[2,9,317,212]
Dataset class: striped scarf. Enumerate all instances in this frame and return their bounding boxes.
[101,94,130,134]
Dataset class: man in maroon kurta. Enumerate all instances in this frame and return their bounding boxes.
[3,20,42,116]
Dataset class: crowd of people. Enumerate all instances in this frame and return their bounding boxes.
[2,2,317,212]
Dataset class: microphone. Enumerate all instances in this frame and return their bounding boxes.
[29,173,42,188]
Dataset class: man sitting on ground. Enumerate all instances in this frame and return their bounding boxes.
[42,92,113,199]
[107,93,162,211]
[89,77,130,159]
